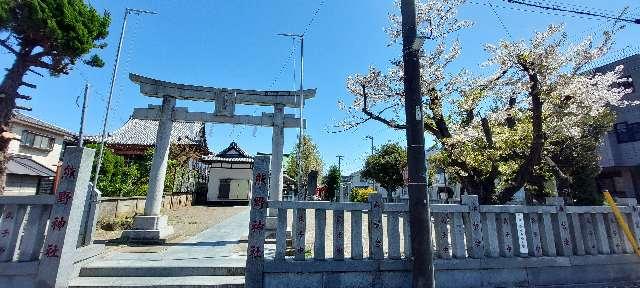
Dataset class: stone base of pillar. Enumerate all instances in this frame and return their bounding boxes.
[265,216,278,239]
[121,215,174,243]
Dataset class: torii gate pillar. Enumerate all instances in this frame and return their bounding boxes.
[269,104,285,216]
[122,96,175,242]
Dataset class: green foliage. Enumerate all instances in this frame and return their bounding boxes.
[84,54,105,67]
[285,135,324,188]
[350,187,376,203]
[322,165,341,201]
[361,143,407,202]
[0,0,111,74]
[87,144,203,197]
[87,144,150,197]
[98,216,133,231]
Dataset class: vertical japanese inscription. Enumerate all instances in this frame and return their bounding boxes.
[369,193,384,260]
[36,147,94,287]
[245,155,270,288]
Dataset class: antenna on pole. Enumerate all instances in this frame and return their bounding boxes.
[277,32,305,199]
[93,8,157,187]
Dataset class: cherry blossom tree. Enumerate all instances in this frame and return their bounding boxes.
[338,0,633,203]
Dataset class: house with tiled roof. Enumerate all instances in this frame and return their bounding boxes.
[201,142,253,202]
[6,113,75,195]
[86,117,209,158]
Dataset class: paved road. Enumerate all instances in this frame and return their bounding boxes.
[102,207,250,263]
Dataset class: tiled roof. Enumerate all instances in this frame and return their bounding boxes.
[86,118,206,146]
[12,113,75,137]
[202,142,253,163]
[7,154,56,177]
[202,156,254,163]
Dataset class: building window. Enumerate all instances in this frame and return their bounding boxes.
[21,131,55,150]
[617,75,635,93]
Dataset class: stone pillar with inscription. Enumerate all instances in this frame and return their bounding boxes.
[123,96,176,242]
[36,147,94,288]
[246,155,270,288]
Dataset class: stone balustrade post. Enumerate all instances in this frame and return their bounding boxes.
[461,195,484,258]
[369,193,384,260]
[546,197,572,256]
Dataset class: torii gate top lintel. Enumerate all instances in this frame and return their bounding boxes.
[129,73,316,108]
[128,73,305,228]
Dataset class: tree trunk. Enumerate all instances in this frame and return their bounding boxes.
[497,66,544,203]
[0,52,31,194]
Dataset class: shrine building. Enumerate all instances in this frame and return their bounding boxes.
[86,117,209,160]
[201,142,253,203]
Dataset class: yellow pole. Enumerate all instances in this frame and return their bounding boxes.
[603,190,640,256]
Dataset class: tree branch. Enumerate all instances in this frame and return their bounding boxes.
[425,87,452,138]
[361,84,407,130]
[505,95,517,129]
[20,82,36,89]
[27,68,44,77]
[481,117,494,148]
[0,39,18,55]
[29,59,54,70]
[16,94,32,100]
[544,156,572,196]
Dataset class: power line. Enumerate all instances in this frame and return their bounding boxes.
[504,0,640,24]
[529,0,627,17]
[469,1,631,22]
[486,0,513,40]
[267,0,326,89]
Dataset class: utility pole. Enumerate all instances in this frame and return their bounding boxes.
[278,33,305,200]
[93,8,157,186]
[364,135,376,192]
[336,155,344,202]
[400,0,434,287]
[77,82,89,147]
[365,135,374,155]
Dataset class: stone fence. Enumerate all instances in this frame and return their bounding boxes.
[98,193,193,220]
[247,192,640,288]
[0,147,104,288]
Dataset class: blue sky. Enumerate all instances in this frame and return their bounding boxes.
[2,0,640,174]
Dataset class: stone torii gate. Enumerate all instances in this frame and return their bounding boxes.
[122,73,315,242]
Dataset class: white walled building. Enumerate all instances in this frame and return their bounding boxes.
[6,113,74,195]
[202,142,253,202]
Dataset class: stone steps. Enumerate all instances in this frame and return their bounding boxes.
[68,276,244,288]
[79,260,245,277]
[71,259,245,287]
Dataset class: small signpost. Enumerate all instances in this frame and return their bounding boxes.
[515,213,529,256]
